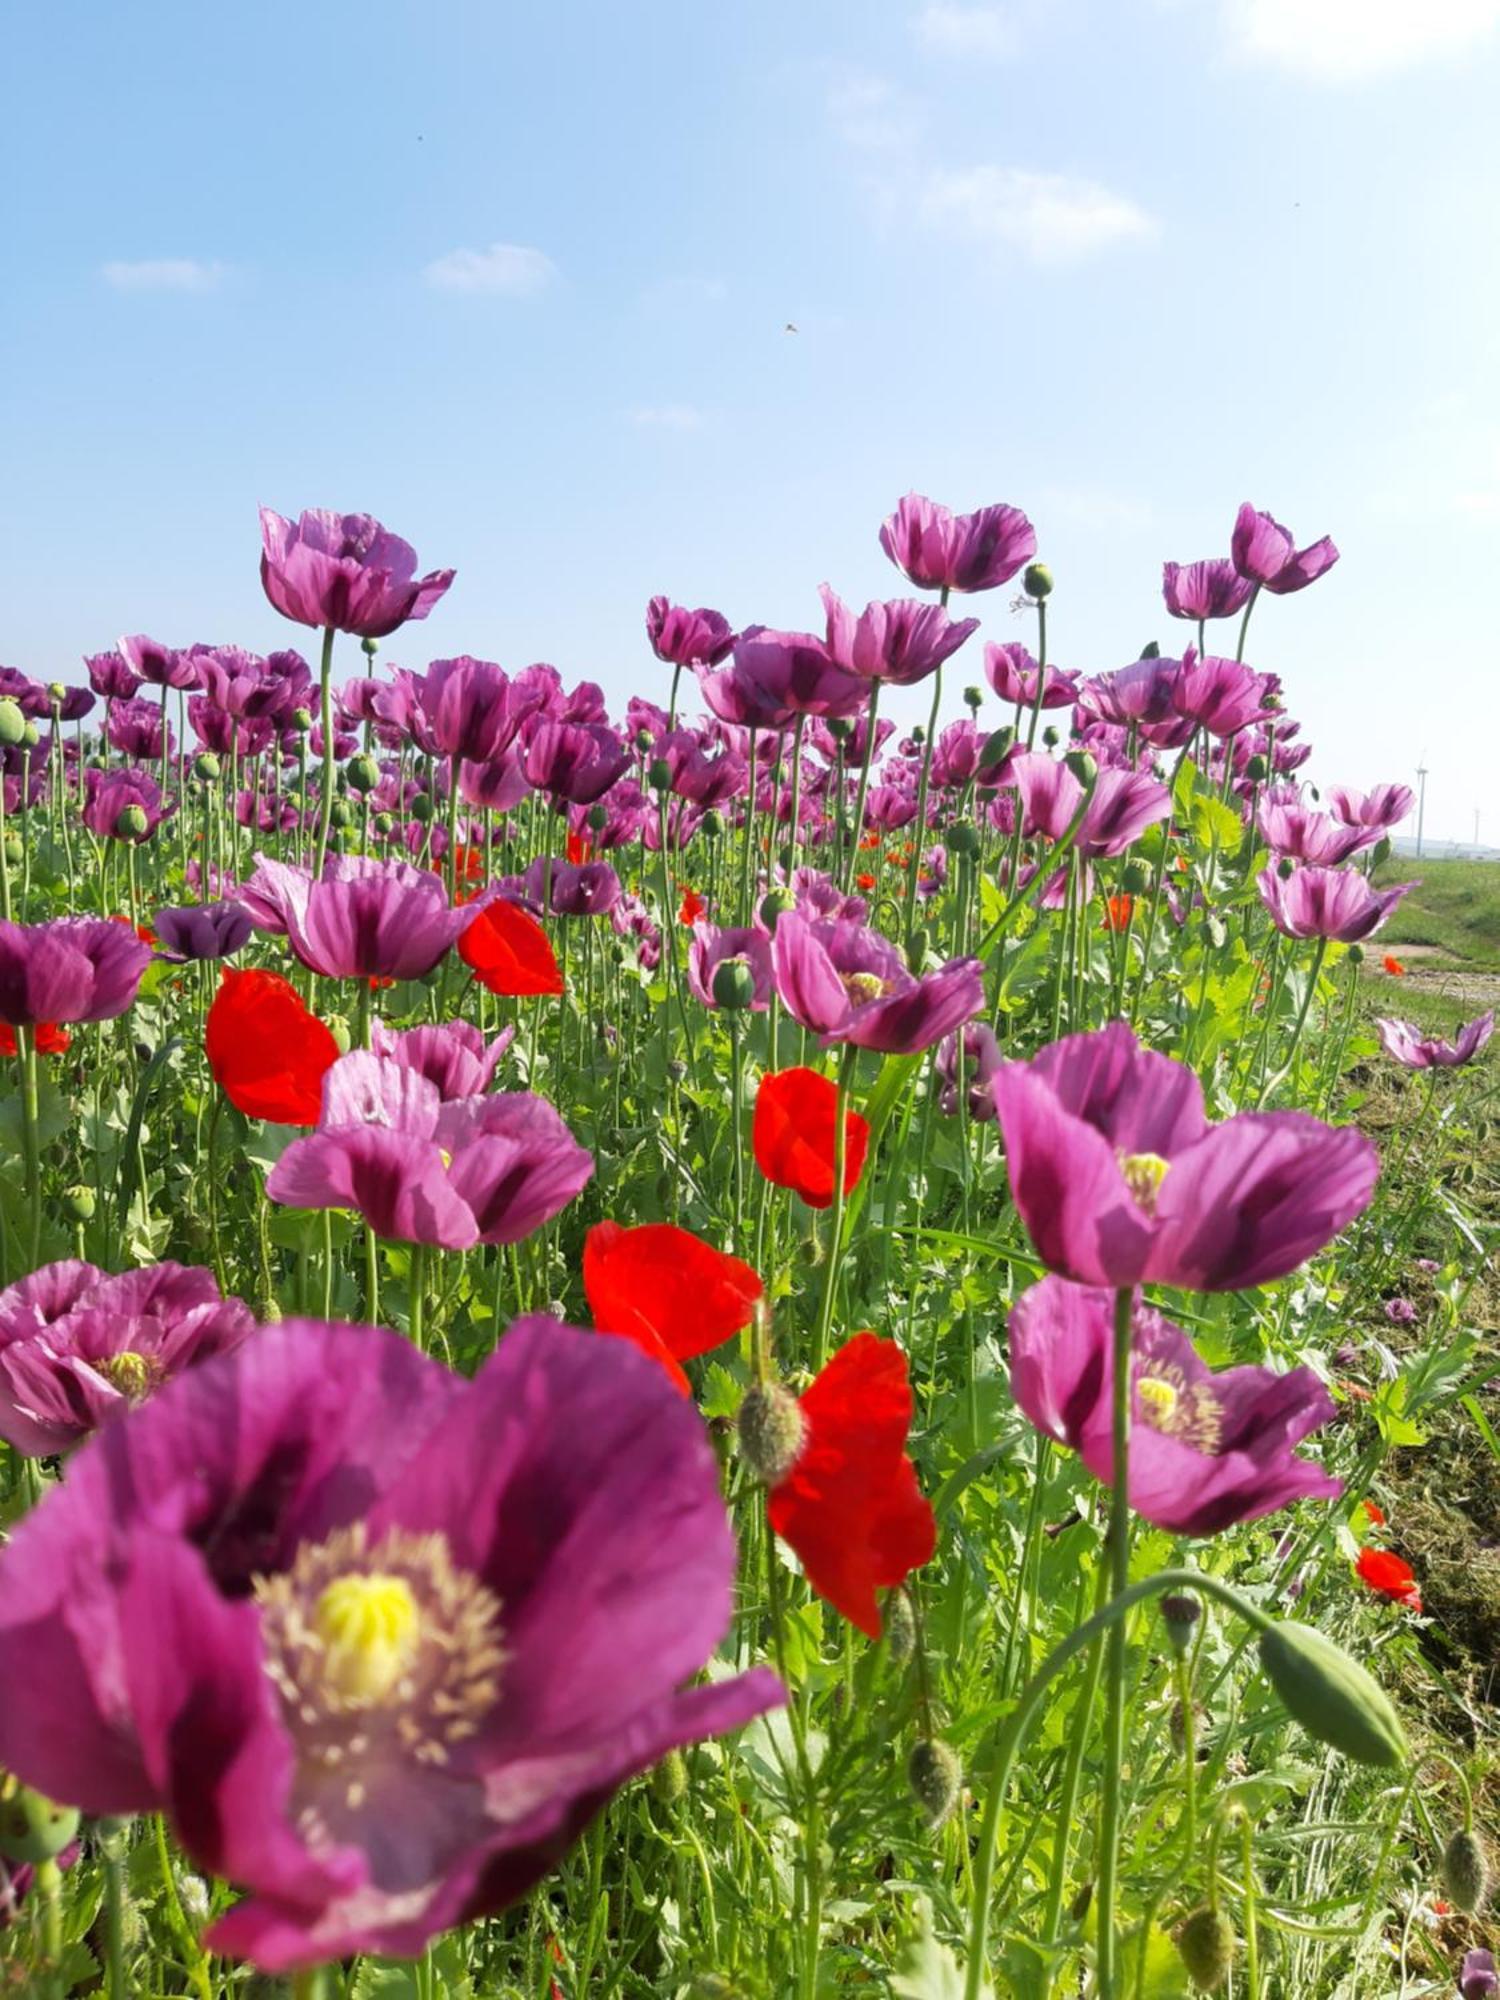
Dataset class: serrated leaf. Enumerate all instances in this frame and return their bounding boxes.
[892,1896,992,1999]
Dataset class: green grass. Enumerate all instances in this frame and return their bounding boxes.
[1374,856,1500,968]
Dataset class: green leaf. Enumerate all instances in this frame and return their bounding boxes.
[892,1896,992,1999]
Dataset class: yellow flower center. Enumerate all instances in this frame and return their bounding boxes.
[1133,1361,1223,1453]
[312,1573,421,1703]
[1118,1151,1170,1216]
[99,1351,155,1400]
[1136,1375,1179,1422]
[842,971,892,1005]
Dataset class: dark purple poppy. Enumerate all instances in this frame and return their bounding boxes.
[0,918,152,1027]
[415,658,520,764]
[819,587,979,688]
[106,697,174,763]
[260,508,455,639]
[1231,504,1339,596]
[85,650,143,702]
[523,721,631,805]
[771,912,982,1054]
[513,858,623,919]
[153,901,255,963]
[879,492,1037,594]
[117,634,199,691]
[82,769,171,842]
[646,597,736,667]
[1161,559,1254,622]
[241,855,497,981]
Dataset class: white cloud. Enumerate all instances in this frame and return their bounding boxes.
[1221,0,1500,80]
[625,404,705,432]
[913,4,1016,58]
[919,166,1159,262]
[827,72,924,151]
[423,243,557,296]
[100,258,225,293]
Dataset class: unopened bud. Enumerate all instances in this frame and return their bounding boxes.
[2,833,20,867]
[702,807,725,838]
[651,1747,688,1805]
[1442,1829,1490,1914]
[737,1383,806,1486]
[0,699,26,746]
[47,682,67,704]
[325,1013,353,1056]
[906,928,930,974]
[1140,640,1162,660]
[373,811,395,836]
[1042,724,1061,749]
[20,721,39,750]
[1120,859,1151,895]
[907,1739,962,1827]
[1372,836,1392,867]
[648,757,673,793]
[1023,562,1054,600]
[1063,750,1097,788]
[1346,943,1364,965]
[64,1185,96,1222]
[327,798,352,828]
[712,957,758,1010]
[586,803,609,832]
[963,684,983,712]
[0,1784,81,1864]
[1244,754,1269,782]
[758,886,797,933]
[346,753,381,794]
[290,706,313,732]
[1257,1620,1408,1768]
[408,792,433,823]
[882,1588,916,1662]
[634,727,655,753]
[360,635,379,658]
[947,819,980,857]
[1175,1906,1235,1991]
[1161,1592,1201,1655]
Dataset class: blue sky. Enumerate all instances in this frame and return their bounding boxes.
[3,0,1496,842]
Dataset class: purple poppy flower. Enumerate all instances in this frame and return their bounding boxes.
[512,857,622,918]
[1383,1296,1418,1326]
[728,627,869,719]
[241,854,496,980]
[189,698,277,760]
[1077,657,1181,729]
[1009,1276,1340,1534]
[268,1052,592,1250]
[1256,803,1374,867]
[819,586,980,688]
[983,643,1079,710]
[458,749,531,814]
[1161,559,1254,622]
[49,684,95,724]
[1374,1011,1493,1070]
[929,720,982,789]
[413,657,520,763]
[990,1022,1378,1291]
[0,1316,781,1968]
[771,911,982,1054]
[369,1019,515,1099]
[1326,782,1414,832]
[153,900,255,963]
[259,508,455,639]
[653,729,746,809]
[1231,503,1339,596]
[1170,654,1281,738]
[106,696,174,763]
[523,721,631,805]
[85,649,143,702]
[0,1260,254,1457]
[879,492,1037,595]
[645,596,736,667]
[1257,864,1415,943]
[865,783,918,833]
[687,924,773,1011]
[789,868,867,924]
[0,917,152,1027]
[82,769,171,842]
[938,1021,1002,1120]
[117,634,198,691]
[611,892,662,971]
[1461,1949,1498,1999]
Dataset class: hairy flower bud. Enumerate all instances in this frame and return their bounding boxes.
[1442,1829,1490,1914]
[963,684,984,712]
[1042,724,1061,749]
[1175,1906,1235,1990]
[1063,750,1097,788]
[908,1738,962,1827]
[1160,1592,1201,1655]
[1258,1620,1408,1768]
[737,1383,806,1487]
[702,807,725,838]
[651,1747,688,1805]
[648,757,673,793]
[882,1587,916,1662]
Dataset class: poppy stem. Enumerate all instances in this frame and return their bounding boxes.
[18,1025,42,1268]
[812,1049,857,1372]
[312,624,337,877]
[902,664,943,948]
[1094,1283,1136,1997]
[843,684,881,895]
[410,1240,427,1352]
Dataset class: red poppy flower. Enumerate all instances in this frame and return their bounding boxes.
[458,899,564,997]
[205,967,339,1126]
[768,1333,936,1637]
[859,831,881,851]
[583,1221,763,1394]
[679,887,706,926]
[856,872,878,893]
[1359,1499,1386,1529]
[566,829,592,866]
[0,1021,72,1057]
[1103,893,1134,932]
[1383,954,1406,976]
[109,914,156,946]
[753,1067,870,1209]
[1356,1545,1421,1612]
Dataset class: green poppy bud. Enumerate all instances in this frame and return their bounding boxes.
[634,727,655,753]
[1160,1592,1201,1656]
[1063,750,1098,788]
[408,792,433,823]
[906,928,930,974]
[325,1013,353,1056]
[586,803,609,832]
[737,1383,806,1487]
[963,685,983,713]
[907,1739,962,1827]
[116,804,149,840]
[0,1785,81,1864]
[711,957,758,1011]
[759,886,797,933]
[1346,943,1364,965]
[3,832,22,867]
[1257,1620,1408,1768]
[47,682,67,705]
[290,706,313,732]
[20,721,39,751]
[64,1185,96,1222]
[0,699,26,747]
[360,635,379,658]
[1023,562,1054,600]
[1120,859,1151,895]
[1041,724,1061,750]
[1244,754,1269,782]
[1372,836,1392,867]
[979,727,1015,774]
[947,819,981,857]
[1441,1828,1490,1914]
[193,752,221,782]
[346,753,381,794]
[910,726,925,747]
[648,757,673,793]
[373,811,395,837]
[1140,639,1162,660]
[702,807,725,838]
[1175,1906,1235,1991]
[825,716,853,743]
[651,1748,688,1806]
[882,1587,916,1662]
[327,798,352,828]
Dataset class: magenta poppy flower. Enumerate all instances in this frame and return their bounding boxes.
[369,1019,515,1098]
[730,627,869,718]
[819,586,979,688]
[153,901,255,963]
[414,657,519,763]
[1231,503,1339,596]
[117,634,199,691]
[507,857,623,918]
[1374,1011,1493,1070]
[51,685,95,724]
[645,596,736,667]
[930,720,982,788]
[879,492,1037,594]
[106,696,174,763]
[1076,657,1180,729]
[1256,803,1375,866]
[0,1260,254,1457]
[81,769,171,842]
[0,917,152,1027]
[1008,1276,1340,1533]
[259,508,454,639]
[268,1051,592,1250]
[687,924,773,1011]
[0,1317,780,1969]
[788,868,867,924]
[1257,864,1415,943]
[1170,654,1281,738]
[1326,782,1414,832]
[241,854,495,980]
[990,1022,1377,1291]
[1161,559,1254,622]
[983,643,1079,710]
[938,1022,1002,1121]
[523,720,631,805]
[1461,1950,1498,1999]
[85,649,142,702]
[771,911,982,1054]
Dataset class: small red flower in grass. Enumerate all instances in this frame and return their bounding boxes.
[458,898,564,997]
[679,887,706,926]
[583,1221,762,1394]
[856,871,877,893]
[205,967,338,1126]
[1383,954,1406,976]
[566,829,592,866]
[753,1067,870,1209]
[1359,1499,1386,1529]
[1103,893,1134,932]
[768,1334,936,1636]
[1356,1545,1422,1612]
[109,914,156,946]
[0,1022,71,1057]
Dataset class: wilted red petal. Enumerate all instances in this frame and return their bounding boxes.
[205,967,338,1126]
[583,1221,763,1394]
[752,1067,869,1210]
[458,899,564,998]
[768,1333,935,1636]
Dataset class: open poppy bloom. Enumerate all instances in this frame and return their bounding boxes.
[0,1021,70,1057]
[205,968,339,1126]
[583,1222,762,1393]
[1383,954,1406,976]
[1103,894,1133,932]
[767,1334,935,1636]
[753,1067,870,1209]
[1356,1545,1422,1612]
[458,899,564,997]
[565,829,592,865]
[678,887,705,926]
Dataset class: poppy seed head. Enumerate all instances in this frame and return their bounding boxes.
[1175,1906,1235,1990]
[907,1738,962,1827]
[737,1383,806,1487]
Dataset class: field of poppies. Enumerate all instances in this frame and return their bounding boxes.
[0,495,1494,2000]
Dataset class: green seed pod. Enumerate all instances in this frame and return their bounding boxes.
[116,803,150,840]
[0,698,26,746]
[1160,1592,1201,1655]
[634,727,655,753]
[325,1013,353,1056]
[737,1383,806,1487]
[711,957,758,1011]
[908,1738,962,1827]
[947,819,981,857]
[651,1747,688,1805]
[1257,1620,1408,1768]
[1120,859,1151,895]
[648,757,673,793]
[47,681,67,705]
[1175,1905,1235,1991]
[1023,562,1054,600]
[373,811,395,836]
[1063,750,1097,787]
[1041,724,1061,749]
[1347,943,1365,965]
[1140,639,1162,660]
[882,1587,916,1662]
[3,833,22,867]
[758,886,797,933]
[1442,1828,1490,1914]
[963,684,984,712]
[701,807,725,839]
[586,802,609,832]
[193,751,221,782]
[346,753,381,794]
[327,798,352,828]
[20,721,39,750]
[63,1184,96,1222]
[0,1785,81,1864]
[290,706,313,732]
[408,792,433,823]
[360,635,379,658]
[1244,754,1269,782]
